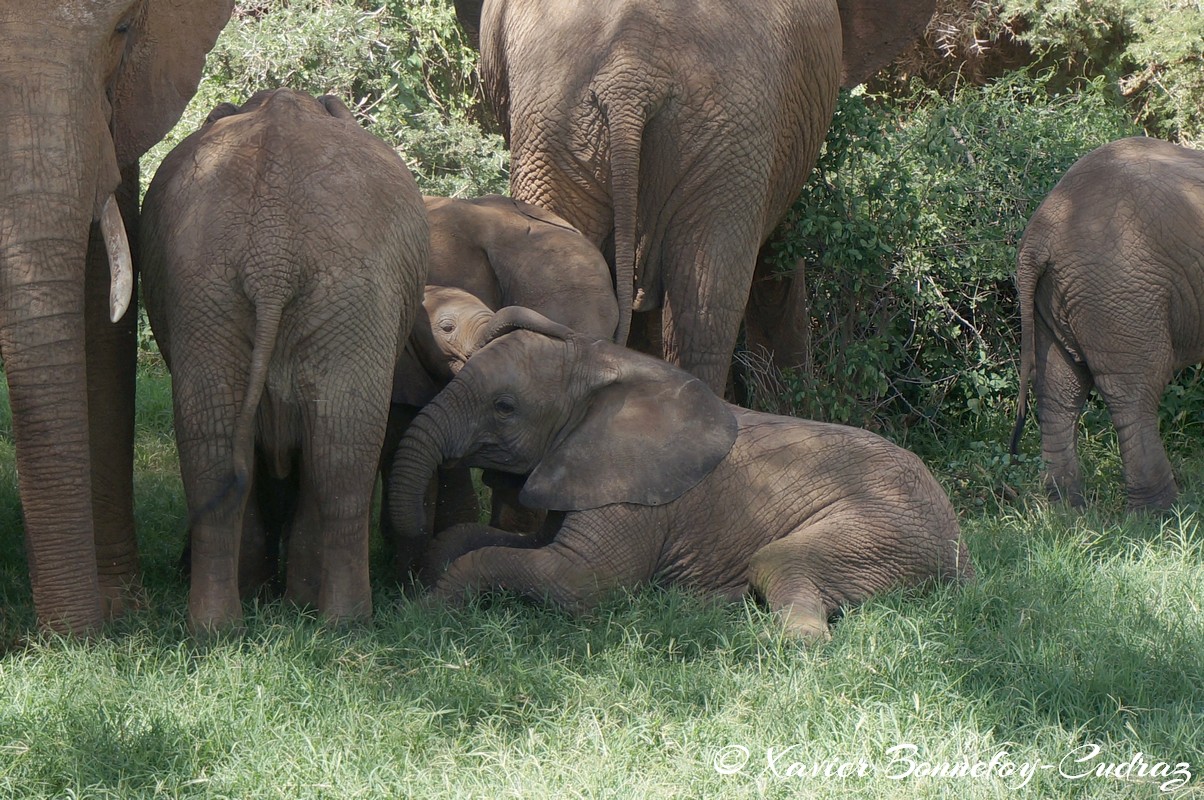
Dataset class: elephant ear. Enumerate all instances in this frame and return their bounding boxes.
[521,344,739,511]
[836,0,935,88]
[112,0,236,166]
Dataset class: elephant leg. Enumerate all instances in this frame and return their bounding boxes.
[435,466,482,530]
[283,467,323,609]
[83,166,141,619]
[1034,325,1092,507]
[175,383,249,632]
[660,223,760,395]
[482,469,544,533]
[424,512,564,582]
[308,392,390,621]
[1093,372,1177,511]
[744,248,811,374]
[746,533,833,642]
[432,512,657,612]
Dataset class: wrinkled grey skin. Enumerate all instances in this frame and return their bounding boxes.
[392,308,972,640]
[141,89,429,632]
[1012,137,1204,512]
[425,195,619,342]
[454,0,934,392]
[0,0,233,634]
[382,196,621,577]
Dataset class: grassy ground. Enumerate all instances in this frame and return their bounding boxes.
[0,361,1201,798]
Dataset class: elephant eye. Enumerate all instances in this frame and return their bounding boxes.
[493,395,517,417]
[439,319,456,334]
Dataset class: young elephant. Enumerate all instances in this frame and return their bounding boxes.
[383,197,622,575]
[141,88,429,631]
[390,308,973,639]
[1011,137,1204,511]
[423,194,619,342]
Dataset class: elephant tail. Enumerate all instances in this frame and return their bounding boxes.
[230,301,284,490]
[605,94,644,346]
[1010,246,1045,456]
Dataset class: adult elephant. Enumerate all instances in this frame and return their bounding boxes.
[453,0,935,392]
[0,0,234,633]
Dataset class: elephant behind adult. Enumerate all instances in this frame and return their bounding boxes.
[0,0,234,633]
[141,89,429,631]
[1011,137,1204,512]
[453,0,934,392]
[390,307,972,640]
[383,196,620,574]
[423,194,619,341]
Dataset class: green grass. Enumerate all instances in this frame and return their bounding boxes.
[0,364,1201,798]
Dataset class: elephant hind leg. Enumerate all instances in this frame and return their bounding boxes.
[746,536,832,642]
[1092,372,1178,511]
[1034,328,1093,506]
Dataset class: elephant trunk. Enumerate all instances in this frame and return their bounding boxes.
[0,56,131,633]
[388,380,477,575]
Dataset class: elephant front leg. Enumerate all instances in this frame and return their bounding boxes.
[746,536,832,643]
[84,183,142,618]
[743,248,811,376]
[1034,330,1093,507]
[432,512,656,612]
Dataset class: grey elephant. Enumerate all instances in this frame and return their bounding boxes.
[1011,136,1204,512]
[141,89,429,631]
[424,194,619,341]
[0,0,233,633]
[383,196,621,577]
[390,308,973,639]
[452,0,934,393]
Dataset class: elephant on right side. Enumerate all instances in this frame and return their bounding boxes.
[1011,137,1204,511]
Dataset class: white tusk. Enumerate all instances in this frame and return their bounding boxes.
[100,194,133,323]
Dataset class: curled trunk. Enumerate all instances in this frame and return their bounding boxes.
[387,381,474,579]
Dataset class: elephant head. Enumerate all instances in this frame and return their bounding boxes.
[0,0,233,632]
[389,306,737,543]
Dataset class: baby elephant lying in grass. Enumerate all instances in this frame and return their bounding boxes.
[390,308,973,639]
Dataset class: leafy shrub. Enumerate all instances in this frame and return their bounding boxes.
[887,0,1204,146]
[143,0,508,198]
[752,72,1138,440]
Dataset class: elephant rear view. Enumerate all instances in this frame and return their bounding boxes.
[1012,136,1204,511]
[454,0,935,392]
[141,88,429,632]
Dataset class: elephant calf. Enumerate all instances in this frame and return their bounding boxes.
[1011,136,1204,511]
[391,308,973,640]
[141,89,429,631]
[382,195,622,576]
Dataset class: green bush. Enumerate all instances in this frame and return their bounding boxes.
[754,72,1139,440]
[891,0,1204,146]
[143,0,508,199]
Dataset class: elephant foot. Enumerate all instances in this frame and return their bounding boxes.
[1127,480,1179,513]
[774,604,833,644]
[1043,473,1085,508]
[98,575,146,621]
[188,592,245,637]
